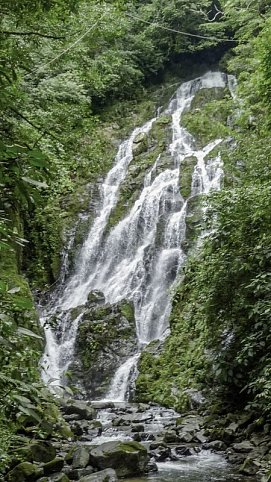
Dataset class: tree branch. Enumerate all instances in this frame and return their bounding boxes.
[1,30,66,39]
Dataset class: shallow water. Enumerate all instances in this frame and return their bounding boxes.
[125,453,255,482]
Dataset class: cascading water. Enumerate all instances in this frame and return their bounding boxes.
[41,71,235,399]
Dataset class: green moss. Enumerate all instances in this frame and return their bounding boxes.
[182,89,233,149]
[180,156,197,199]
[118,441,147,453]
[120,301,135,323]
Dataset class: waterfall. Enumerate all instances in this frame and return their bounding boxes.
[41,71,235,398]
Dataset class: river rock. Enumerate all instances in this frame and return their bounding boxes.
[61,400,96,420]
[233,441,254,453]
[87,291,105,305]
[163,430,179,443]
[89,441,148,477]
[27,441,56,463]
[204,440,227,451]
[43,457,64,475]
[79,468,117,482]
[7,462,43,482]
[72,447,90,469]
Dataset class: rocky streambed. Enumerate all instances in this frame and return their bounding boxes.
[6,399,270,482]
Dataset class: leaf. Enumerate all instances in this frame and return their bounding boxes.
[17,327,43,340]
[17,405,42,423]
[13,394,33,405]
[22,176,48,189]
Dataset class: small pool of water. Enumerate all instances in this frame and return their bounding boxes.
[125,452,255,482]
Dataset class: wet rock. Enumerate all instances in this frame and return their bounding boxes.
[174,446,194,456]
[151,446,171,462]
[204,440,227,451]
[131,424,144,432]
[145,461,158,473]
[163,430,179,443]
[178,432,193,443]
[43,457,64,475]
[87,291,105,305]
[72,300,137,399]
[139,432,155,441]
[233,441,254,453]
[7,462,43,482]
[72,447,90,469]
[132,132,148,156]
[89,441,148,477]
[79,468,117,482]
[91,401,115,410]
[61,400,96,420]
[195,430,207,443]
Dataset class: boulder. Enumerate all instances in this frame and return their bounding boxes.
[89,441,148,477]
[72,447,90,469]
[131,424,144,432]
[72,300,137,398]
[7,462,43,482]
[233,441,254,453]
[79,468,117,482]
[43,457,64,475]
[163,430,179,443]
[204,440,227,451]
[61,400,96,420]
[29,441,56,463]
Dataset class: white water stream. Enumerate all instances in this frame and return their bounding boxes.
[41,71,235,399]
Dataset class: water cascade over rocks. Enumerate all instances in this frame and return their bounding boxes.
[41,71,235,399]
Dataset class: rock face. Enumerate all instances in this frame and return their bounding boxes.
[70,298,137,398]
[89,441,148,477]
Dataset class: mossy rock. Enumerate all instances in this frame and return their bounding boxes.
[180,156,197,199]
[43,457,64,476]
[182,87,233,149]
[72,300,136,398]
[29,441,56,463]
[7,462,43,482]
[89,440,148,477]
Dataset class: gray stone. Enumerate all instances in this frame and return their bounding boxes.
[43,457,64,475]
[89,441,148,477]
[163,430,179,443]
[195,430,207,443]
[178,432,193,443]
[72,447,90,469]
[233,441,254,453]
[131,424,144,432]
[151,446,171,462]
[79,468,117,482]
[62,400,96,420]
[205,440,227,451]
[145,461,158,473]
